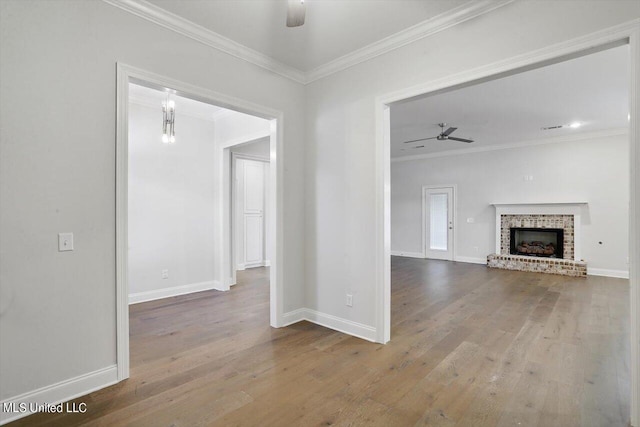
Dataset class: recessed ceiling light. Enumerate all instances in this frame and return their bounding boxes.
[568,122,581,129]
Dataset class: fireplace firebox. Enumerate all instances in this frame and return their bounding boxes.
[509,227,564,259]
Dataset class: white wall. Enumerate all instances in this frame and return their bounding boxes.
[128,102,218,301]
[305,1,640,330]
[0,0,306,402]
[231,137,270,158]
[215,111,271,146]
[391,134,630,273]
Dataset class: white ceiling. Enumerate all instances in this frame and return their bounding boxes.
[391,44,630,159]
[129,83,228,120]
[145,0,468,71]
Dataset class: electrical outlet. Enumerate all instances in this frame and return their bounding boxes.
[58,233,74,252]
[346,294,353,307]
[161,269,169,279]
[473,246,479,252]
[466,218,475,223]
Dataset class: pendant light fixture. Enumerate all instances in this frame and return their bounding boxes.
[162,94,176,144]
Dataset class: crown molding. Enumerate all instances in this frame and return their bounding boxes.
[391,127,629,163]
[102,0,307,84]
[305,0,515,83]
[102,0,513,85]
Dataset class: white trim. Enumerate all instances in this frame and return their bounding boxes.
[242,261,270,269]
[390,251,424,258]
[231,152,269,163]
[375,20,640,426]
[281,308,377,342]
[102,0,306,84]
[392,128,629,163]
[375,104,391,344]
[454,256,487,265]
[389,252,486,265]
[115,63,130,382]
[305,0,514,83]
[630,26,640,427]
[219,131,271,149]
[128,280,222,304]
[588,268,630,279]
[117,63,286,387]
[491,202,588,207]
[281,308,307,327]
[303,309,377,342]
[128,93,221,123]
[0,365,118,426]
[102,0,512,85]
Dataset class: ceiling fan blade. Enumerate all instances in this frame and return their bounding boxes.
[442,127,457,136]
[447,136,474,143]
[403,136,438,144]
[286,0,306,27]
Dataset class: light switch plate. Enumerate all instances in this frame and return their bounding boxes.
[58,233,74,251]
[346,294,353,307]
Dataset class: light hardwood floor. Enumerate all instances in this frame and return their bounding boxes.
[9,258,630,426]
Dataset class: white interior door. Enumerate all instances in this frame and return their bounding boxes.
[424,186,454,260]
[236,159,266,269]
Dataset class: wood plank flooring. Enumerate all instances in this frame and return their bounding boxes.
[9,258,631,426]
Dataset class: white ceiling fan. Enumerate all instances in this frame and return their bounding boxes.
[287,0,306,27]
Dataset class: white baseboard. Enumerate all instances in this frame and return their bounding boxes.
[244,261,270,269]
[304,309,377,342]
[281,308,377,343]
[0,365,118,425]
[587,268,630,279]
[237,260,270,271]
[129,280,222,304]
[390,251,424,258]
[281,308,307,326]
[390,252,487,265]
[454,256,487,265]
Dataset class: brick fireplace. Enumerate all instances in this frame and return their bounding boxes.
[487,203,587,277]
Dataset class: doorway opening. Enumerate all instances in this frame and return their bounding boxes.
[423,185,455,261]
[379,29,639,425]
[116,64,284,381]
[230,140,271,286]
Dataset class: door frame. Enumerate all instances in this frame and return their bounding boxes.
[230,151,270,285]
[375,20,640,425]
[116,63,285,382]
[422,185,456,261]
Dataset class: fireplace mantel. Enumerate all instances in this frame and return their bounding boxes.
[492,202,588,261]
[491,202,588,207]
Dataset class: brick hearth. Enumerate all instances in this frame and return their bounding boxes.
[487,253,587,277]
